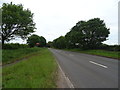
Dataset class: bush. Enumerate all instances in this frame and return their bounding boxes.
[99,44,120,51]
[3,43,29,49]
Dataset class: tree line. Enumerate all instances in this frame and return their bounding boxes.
[52,18,120,51]
[1,2,119,50]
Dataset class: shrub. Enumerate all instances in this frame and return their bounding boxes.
[99,44,120,51]
[3,43,28,49]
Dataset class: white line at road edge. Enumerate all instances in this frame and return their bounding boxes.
[89,61,108,68]
[49,48,74,88]
[57,63,74,88]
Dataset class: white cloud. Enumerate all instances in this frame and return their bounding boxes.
[1,0,119,44]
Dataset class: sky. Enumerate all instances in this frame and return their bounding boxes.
[0,0,119,45]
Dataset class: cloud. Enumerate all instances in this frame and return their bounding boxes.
[1,0,119,44]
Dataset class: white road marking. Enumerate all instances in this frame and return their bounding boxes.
[58,65,74,88]
[89,61,108,68]
[56,60,74,88]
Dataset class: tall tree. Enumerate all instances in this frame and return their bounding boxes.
[66,18,110,49]
[1,2,36,45]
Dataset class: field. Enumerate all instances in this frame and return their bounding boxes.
[65,49,119,59]
[2,48,58,88]
[2,47,42,65]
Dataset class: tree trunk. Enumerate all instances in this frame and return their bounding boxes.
[2,34,5,46]
[2,39,4,46]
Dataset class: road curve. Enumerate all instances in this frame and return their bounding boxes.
[49,48,118,88]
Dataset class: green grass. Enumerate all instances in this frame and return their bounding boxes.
[3,48,57,88]
[2,47,42,65]
[65,49,119,59]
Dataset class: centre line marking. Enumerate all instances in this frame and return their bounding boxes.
[89,61,108,68]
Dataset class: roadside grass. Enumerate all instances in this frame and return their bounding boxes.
[2,47,42,65]
[0,68,2,88]
[64,49,119,59]
[3,48,58,88]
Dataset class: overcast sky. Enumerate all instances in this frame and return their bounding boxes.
[0,0,119,45]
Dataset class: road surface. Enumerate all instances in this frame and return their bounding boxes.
[49,48,118,88]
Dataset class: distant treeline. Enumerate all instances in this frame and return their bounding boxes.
[2,34,47,49]
[48,39,120,51]
[49,18,119,51]
[98,44,120,51]
[2,43,29,49]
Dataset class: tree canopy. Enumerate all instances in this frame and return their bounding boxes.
[53,18,110,49]
[68,18,110,49]
[27,34,46,47]
[53,36,66,49]
[1,2,36,44]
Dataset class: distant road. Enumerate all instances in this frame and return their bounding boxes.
[49,48,118,88]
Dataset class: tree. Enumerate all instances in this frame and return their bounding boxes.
[1,2,36,45]
[65,27,84,49]
[66,18,110,49]
[27,34,46,47]
[39,36,46,47]
[46,41,53,47]
[53,36,66,49]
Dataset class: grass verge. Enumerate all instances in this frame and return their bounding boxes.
[3,48,57,88]
[64,49,119,59]
[2,47,42,65]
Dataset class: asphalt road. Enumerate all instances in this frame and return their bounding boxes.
[49,48,119,88]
